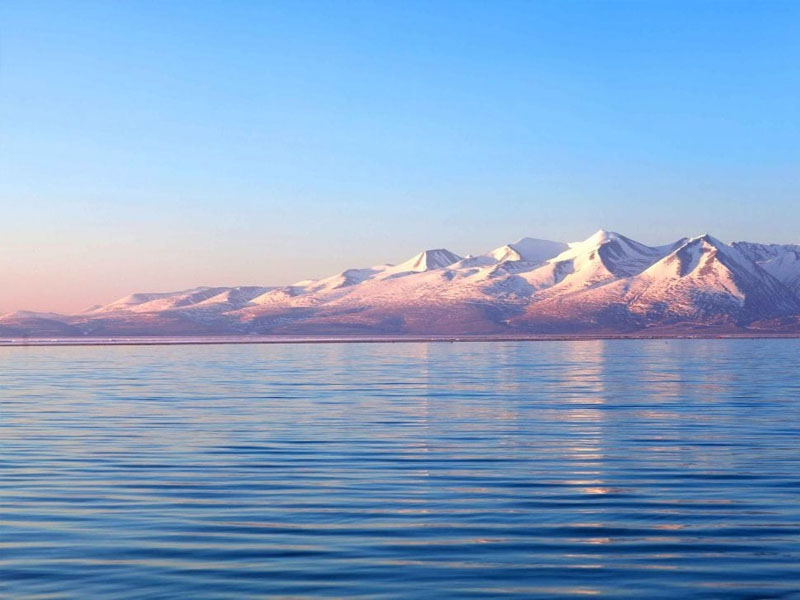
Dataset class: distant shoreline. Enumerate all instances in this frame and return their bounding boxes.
[2,333,799,347]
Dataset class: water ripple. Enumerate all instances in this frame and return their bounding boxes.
[1,339,799,598]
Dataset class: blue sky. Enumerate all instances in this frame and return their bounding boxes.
[2,0,799,312]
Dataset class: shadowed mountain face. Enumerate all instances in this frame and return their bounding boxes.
[5,231,800,337]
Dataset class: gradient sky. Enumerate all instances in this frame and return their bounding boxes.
[2,0,799,313]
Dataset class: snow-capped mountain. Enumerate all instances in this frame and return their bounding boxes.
[4,230,800,337]
[732,242,800,296]
[489,238,569,263]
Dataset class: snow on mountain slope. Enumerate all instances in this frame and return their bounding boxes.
[515,235,800,331]
[230,233,702,334]
[289,264,395,293]
[89,287,231,314]
[732,242,800,296]
[520,230,685,297]
[622,235,800,322]
[383,248,463,276]
[6,230,800,337]
[489,238,568,264]
[191,286,275,309]
[559,230,684,276]
[88,291,184,313]
[248,248,463,304]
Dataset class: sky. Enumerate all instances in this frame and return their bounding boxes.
[2,0,799,313]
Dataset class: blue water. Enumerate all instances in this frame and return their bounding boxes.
[2,340,799,599]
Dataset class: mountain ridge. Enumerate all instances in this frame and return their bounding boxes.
[5,230,800,337]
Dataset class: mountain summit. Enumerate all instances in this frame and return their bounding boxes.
[391,248,462,273]
[4,231,800,337]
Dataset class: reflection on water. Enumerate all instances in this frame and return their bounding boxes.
[2,339,800,598]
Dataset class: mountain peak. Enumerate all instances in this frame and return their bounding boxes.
[588,229,622,244]
[489,238,568,263]
[566,230,624,251]
[395,248,462,273]
[680,234,731,255]
[690,233,721,245]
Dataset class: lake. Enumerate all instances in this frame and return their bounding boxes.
[2,339,799,598]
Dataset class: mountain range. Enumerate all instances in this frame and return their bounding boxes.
[4,230,800,338]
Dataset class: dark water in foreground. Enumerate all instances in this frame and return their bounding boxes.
[1,340,799,599]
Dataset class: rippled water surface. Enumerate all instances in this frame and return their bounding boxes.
[2,340,800,599]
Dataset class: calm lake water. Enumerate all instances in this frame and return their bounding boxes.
[2,340,799,599]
